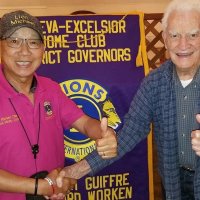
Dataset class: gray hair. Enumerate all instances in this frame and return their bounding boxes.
[162,0,200,31]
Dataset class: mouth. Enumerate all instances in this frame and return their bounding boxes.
[16,61,31,66]
[176,52,193,57]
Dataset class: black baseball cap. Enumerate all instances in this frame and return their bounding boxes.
[0,10,43,41]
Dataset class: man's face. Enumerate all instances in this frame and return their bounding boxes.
[163,10,200,73]
[1,27,44,81]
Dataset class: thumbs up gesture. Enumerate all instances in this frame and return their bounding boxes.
[191,114,200,156]
[95,117,118,159]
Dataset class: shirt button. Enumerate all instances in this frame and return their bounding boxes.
[183,115,186,119]
[181,151,184,155]
[184,95,187,100]
[182,134,185,137]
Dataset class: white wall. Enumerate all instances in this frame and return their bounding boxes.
[0,0,171,17]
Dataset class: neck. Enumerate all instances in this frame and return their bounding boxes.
[3,71,35,104]
[176,67,198,81]
[10,79,34,104]
[3,70,33,92]
[9,79,33,93]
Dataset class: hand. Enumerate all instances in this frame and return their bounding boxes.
[96,117,118,159]
[56,166,77,189]
[191,114,200,156]
[56,160,91,188]
[42,168,77,199]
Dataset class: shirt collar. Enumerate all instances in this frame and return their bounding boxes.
[30,76,37,93]
[173,64,200,86]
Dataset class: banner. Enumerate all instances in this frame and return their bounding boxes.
[37,13,152,200]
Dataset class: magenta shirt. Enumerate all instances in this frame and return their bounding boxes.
[0,66,84,199]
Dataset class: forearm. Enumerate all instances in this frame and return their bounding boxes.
[85,149,113,175]
[0,169,50,196]
[72,115,103,139]
[62,160,92,179]
[83,118,103,139]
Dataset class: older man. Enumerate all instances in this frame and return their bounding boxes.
[58,0,200,199]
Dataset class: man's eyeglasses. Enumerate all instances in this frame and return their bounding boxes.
[2,37,43,49]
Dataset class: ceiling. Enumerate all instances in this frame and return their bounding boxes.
[0,0,170,16]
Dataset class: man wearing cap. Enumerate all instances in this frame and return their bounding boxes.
[0,10,117,200]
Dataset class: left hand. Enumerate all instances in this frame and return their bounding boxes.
[96,117,117,159]
[191,114,200,156]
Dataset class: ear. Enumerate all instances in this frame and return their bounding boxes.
[162,31,168,49]
[42,44,46,51]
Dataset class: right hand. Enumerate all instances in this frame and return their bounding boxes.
[41,168,77,199]
[56,160,91,188]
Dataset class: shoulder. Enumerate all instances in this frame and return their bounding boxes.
[144,60,173,83]
[136,60,174,96]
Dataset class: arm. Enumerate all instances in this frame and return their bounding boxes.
[57,99,152,186]
[72,115,112,139]
[56,102,152,185]
[0,168,77,198]
[58,74,154,180]
[56,117,118,188]
[59,87,117,158]
[0,169,40,194]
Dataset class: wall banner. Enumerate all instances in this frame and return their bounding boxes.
[37,12,152,200]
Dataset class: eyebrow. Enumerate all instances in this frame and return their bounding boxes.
[9,36,41,39]
[168,29,200,34]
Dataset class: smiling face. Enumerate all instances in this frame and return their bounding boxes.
[0,27,44,83]
[163,10,200,78]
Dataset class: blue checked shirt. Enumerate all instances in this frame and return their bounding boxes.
[85,60,200,200]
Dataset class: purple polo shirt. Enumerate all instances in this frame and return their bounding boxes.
[0,65,84,199]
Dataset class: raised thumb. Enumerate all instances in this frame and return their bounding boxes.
[100,117,108,137]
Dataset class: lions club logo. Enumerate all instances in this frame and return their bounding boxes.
[60,79,121,163]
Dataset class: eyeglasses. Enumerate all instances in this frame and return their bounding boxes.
[3,37,43,49]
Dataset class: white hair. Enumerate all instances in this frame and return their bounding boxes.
[162,0,200,31]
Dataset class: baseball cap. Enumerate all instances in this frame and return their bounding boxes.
[0,10,43,41]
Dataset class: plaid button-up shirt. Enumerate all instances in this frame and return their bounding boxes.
[85,60,200,200]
